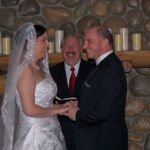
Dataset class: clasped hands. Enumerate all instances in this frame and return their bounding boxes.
[54,100,79,121]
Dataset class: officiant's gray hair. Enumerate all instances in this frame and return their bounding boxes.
[60,33,83,49]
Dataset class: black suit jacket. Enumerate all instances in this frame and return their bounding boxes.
[76,53,128,150]
[50,59,95,150]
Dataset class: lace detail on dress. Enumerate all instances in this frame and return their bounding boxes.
[14,78,66,150]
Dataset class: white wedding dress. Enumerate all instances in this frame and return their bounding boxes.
[13,78,66,150]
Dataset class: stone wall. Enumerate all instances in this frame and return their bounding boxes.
[126,68,150,150]
[0,0,150,150]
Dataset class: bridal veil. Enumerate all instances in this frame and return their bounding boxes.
[1,22,50,150]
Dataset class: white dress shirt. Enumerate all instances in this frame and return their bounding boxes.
[64,60,81,86]
[96,50,113,65]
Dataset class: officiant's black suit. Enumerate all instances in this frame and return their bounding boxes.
[76,53,128,150]
[50,59,95,150]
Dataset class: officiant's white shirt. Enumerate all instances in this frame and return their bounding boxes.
[64,60,81,86]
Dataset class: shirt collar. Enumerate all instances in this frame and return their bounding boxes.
[96,50,113,65]
[65,59,81,74]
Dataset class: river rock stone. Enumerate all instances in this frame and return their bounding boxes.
[141,0,150,17]
[144,133,150,150]
[125,99,145,117]
[110,0,127,15]
[142,32,150,50]
[127,0,140,8]
[62,0,81,8]
[1,0,20,6]
[130,115,150,131]
[103,16,127,34]
[128,143,143,150]
[128,133,145,142]
[32,16,47,26]
[144,19,150,33]
[1,30,13,38]
[129,76,150,96]
[18,0,40,16]
[147,103,150,113]
[60,21,76,36]
[16,16,46,28]
[136,68,150,76]
[77,15,100,36]
[73,0,91,18]
[126,9,144,28]
[0,8,16,30]
[43,7,71,23]
[91,0,108,17]
[38,0,60,5]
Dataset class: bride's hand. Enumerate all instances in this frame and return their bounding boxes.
[53,104,71,115]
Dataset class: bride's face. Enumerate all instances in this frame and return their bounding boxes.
[34,32,48,61]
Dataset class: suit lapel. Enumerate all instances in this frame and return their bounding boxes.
[82,66,98,89]
[61,62,70,96]
[74,60,92,98]
[82,53,115,89]
[73,60,85,96]
[75,60,85,84]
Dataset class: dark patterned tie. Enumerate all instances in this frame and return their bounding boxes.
[69,67,76,96]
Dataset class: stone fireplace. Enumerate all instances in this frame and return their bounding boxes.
[0,0,150,149]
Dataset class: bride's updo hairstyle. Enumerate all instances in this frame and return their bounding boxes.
[34,25,47,67]
[34,25,46,38]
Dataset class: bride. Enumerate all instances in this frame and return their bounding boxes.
[1,23,70,150]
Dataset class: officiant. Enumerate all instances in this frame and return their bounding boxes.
[50,33,95,150]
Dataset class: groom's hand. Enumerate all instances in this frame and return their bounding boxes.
[65,105,79,121]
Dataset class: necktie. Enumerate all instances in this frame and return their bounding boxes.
[69,67,76,96]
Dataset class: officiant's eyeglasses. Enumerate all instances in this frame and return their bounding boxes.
[63,46,81,51]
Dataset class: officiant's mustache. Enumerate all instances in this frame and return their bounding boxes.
[82,49,87,53]
[66,52,76,54]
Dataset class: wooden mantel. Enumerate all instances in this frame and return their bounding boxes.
[116,50,150,68]
[0,50,150,68]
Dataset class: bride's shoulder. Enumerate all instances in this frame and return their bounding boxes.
[17,66,35,83]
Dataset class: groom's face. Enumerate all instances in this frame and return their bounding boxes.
[83,27,105,60]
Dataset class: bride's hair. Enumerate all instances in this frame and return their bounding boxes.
[34,25,46,38]
[34,25,47,68]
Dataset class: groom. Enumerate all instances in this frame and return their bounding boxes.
[66,25,128,150]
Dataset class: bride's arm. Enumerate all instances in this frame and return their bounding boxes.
[16,67,69,118]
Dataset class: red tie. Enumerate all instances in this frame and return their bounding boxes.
[69,67,76,96]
